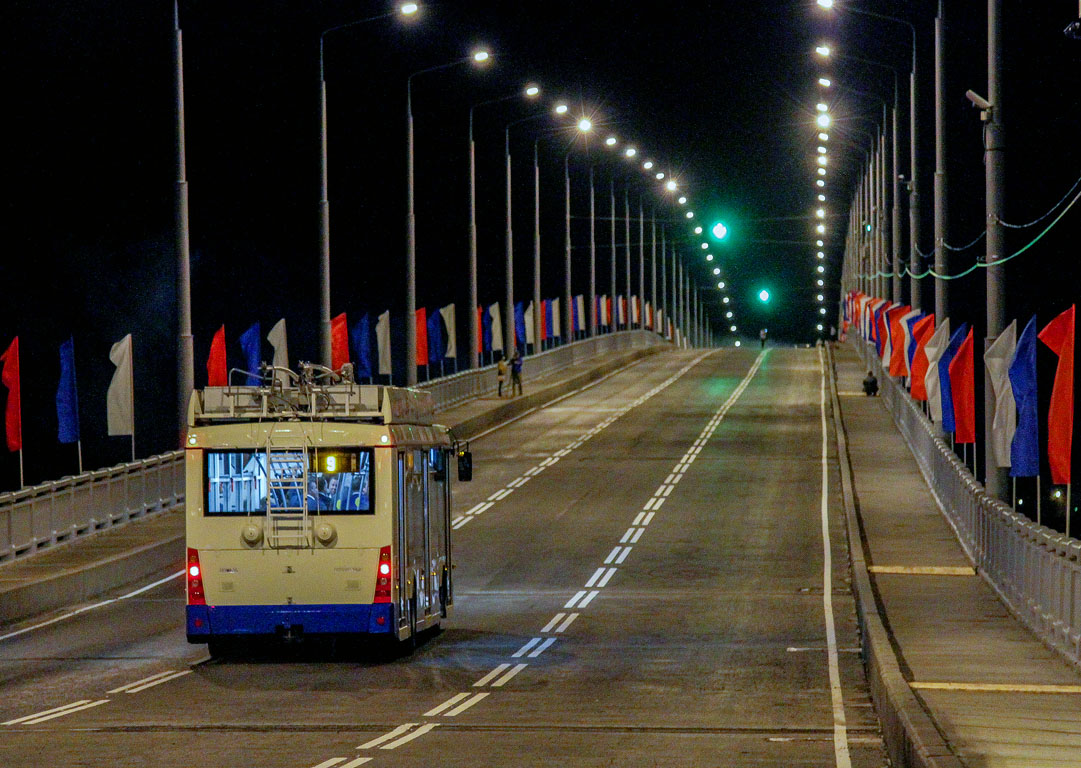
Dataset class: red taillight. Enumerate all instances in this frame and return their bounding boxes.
[374,545,392,604]
[187,547,206,606]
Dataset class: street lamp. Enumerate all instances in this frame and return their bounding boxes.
[406,50,491,385]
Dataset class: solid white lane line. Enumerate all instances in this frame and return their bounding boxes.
[604,546,622,564]
[443,692,489,717]
[642,511,655,526]
[0,570,184,643]
[630,528,645,543]
[357,723,417,749]
[22,699,110,725]
[107,670,176,694]
[473,664,511,688]
[423,692,471,717]
[555,613,578,632]
[596,567,617,587]
[527,638,556,658]
[584,567,606,588]
[564,590,587,608]
[491,663,528,687]
[615,547,632,564]
[540,614,565,633]
[513,638,542,658]
[578,590,599,607]
[4,700,93,726]
[311,759,347,768]
[620,527,636,543]
[122,669,192,693]
[819,348,852,768]
[380,723,439,749]
[632,511,645,525]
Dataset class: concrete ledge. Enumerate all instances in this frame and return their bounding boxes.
[826,344,963,768]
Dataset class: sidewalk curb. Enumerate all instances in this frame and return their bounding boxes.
[0,345,665,627]
[825,344,963,768]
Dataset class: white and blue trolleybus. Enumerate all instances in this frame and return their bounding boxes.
[184,363,470,655]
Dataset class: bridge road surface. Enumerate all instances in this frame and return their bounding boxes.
[0,347,886,767]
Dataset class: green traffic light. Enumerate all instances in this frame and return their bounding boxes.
[711,221,729,240]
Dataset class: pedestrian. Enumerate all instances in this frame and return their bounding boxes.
[862,370,879,397]
[510,349,523,396]
[759,328,767,348]
[496,353,507,398]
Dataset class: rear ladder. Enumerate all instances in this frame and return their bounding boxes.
[265,443,310,548]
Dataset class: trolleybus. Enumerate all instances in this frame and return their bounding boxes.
[184,363,470,655]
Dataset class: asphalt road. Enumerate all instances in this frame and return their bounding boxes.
[0,347,886,767]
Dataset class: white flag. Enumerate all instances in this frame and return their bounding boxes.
[984,319,1018,467]
[923,318,951,424]
[267,318,289,386]
[575,295,586,331]
[631,295,640,324]
[376,311,392,376]
[524,302,535,345]
[552,298,561,337]
[879,302,897,364]
[107,334,134,436]
[439,304,457,359]
[599,295,608,325]
[489,303,503,352]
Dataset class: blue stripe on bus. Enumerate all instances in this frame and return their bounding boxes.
[186,603,395,637]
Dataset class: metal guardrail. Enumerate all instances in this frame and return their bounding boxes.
[0,330,668,565]
[855,340,1081,667]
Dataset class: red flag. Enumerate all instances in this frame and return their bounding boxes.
[476,306,483,354]
[1038,305,1074,484]
[207,325,227,387]
[948,328,976,444]
[909,315,936,401]
[331,312,349,370]
[415,308,428,365]
[539,301,548,341]
[0,337,21,452]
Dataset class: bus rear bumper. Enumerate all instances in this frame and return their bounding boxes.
[186,603,395,641]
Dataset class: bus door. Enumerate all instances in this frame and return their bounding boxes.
[397,450,430,627]
[428,448,450,616]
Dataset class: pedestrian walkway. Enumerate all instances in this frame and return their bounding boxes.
[0,344,662,626]
[832,340,1081,767]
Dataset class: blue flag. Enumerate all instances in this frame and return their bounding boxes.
[1008,316,1039,477]
[514,302,526,350]
[351,314,371,380]
[481,306,492,354]
[56,337,80,444]
[544,299,554,338]
[239,322,261,385]
[427,310,443,365]
[938,321,969,434]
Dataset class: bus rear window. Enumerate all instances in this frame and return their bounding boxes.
[205,449,374,515]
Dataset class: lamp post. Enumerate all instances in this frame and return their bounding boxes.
[319,4,418,367]
[406,51,490,385]
[173,2,192,443]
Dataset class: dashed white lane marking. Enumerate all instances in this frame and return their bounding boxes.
[578,590,599,608]
[651,497,667,510]
[513,638,542,657]
[615,547,632,564]
[108,669,191,694]
[604,546,622,564]
[565,590,588,609]
[311,758,349,768]
[630,528,645,543]
[3,699,110,725]
[819,347,852,768]
[541,614,565,633]
[443,692,489,716]
[507,477,530,488]
[489,488,513,501]
[380,722,440,748]
[555,613,578,632]
[451,517,472,530]
[473,664,512,687]
[357,723,416,749]
[641,512,655,526]
[491,663,528,687]
[340,758,374,767]
[596,567,617,587]
[528,638,557,658]
[620,527,636,543]
[632,511,645,525]
[661,485,674,497]
[584,567,607,588]
[313,758,372,768]
[423,692,471,717]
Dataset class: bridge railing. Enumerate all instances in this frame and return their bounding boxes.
[0,330,668,564]
[856,340,1081,667]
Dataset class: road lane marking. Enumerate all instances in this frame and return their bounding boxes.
[113,669,192,694]
[528,638,556,658]
[311,759,348,768]
[641,512,655,526]
[473,664,511,687]
[513,638,542,657]
[107,670,177,693]
[507,477,530,488]
[584,567,606,587]
[339,759,374,767]
[564,590,587,608]
[632,511,645,525]
[604,546,623,564]
[819,348,852,768]
[596,567,617,587]
[620,527,636,542]
[443,692,489,716]
[380,722,439,748]
[910,681,1081,694]
[491,663,528,687]
[451,517,472,529]
[4,700,93,726]
[423,692,471,717]
[630,528,645,543]
[541,614,565,633]
[14,699,110,725]
[578,590,599,607]
[615,547,632,564]
[357,723,417,749]
[868,565,975,576]
[555,613,578,632]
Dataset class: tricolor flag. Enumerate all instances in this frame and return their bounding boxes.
[897,309,923,377]
[984,320,1017,468]
[376,311,392,376]
[1008,316,1039,478]
[923,319,951,422]
[938,322,970,434]
[1038,305,1074,485]
[909,315,936,401]
[948,327,976,444]
[331,313,349,371]
[239,322,262,385]
[207,325,227,387]
[1,337,21,452]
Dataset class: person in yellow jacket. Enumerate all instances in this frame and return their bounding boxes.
[496,354,508,397]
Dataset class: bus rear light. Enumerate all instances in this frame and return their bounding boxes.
[374,545,392,604]
[187,547,206,606]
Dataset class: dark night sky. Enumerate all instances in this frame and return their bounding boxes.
[2,1,1079,490]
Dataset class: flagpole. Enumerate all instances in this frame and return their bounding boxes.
[1066,485,1072,539]
[129,339,136,463]
[1037,476,1042,526]
[77,440,83,475]
[18,448,24,489]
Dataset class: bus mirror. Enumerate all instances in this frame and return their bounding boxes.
[457,451,473,482]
